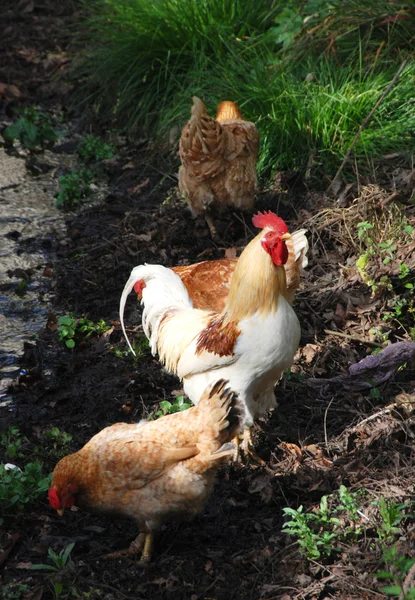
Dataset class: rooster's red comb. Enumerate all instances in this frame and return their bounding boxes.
[252,211,288,233]
[48,488,60,509]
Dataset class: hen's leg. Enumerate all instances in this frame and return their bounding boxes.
[139,532,154,565]
[205,212,218,239]
[104,532,148,561]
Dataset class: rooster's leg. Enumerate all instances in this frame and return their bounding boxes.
[239,429,273,471]
[205,212,218,239]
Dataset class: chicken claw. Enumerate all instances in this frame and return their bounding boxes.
[234,429,274,473]
[104,532,152,565]
[204,212,218,239]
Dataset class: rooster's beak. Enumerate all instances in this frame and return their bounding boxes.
[57,508,64,516]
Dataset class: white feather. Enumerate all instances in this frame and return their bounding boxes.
[291,229,309,269]
[119,264,193,355]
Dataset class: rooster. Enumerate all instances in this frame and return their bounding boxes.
[48,380,243,564]
[134,226,308,312]
[179,96,259,237]
[120,211,301,459]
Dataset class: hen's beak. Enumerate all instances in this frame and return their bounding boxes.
[57,508,64,516]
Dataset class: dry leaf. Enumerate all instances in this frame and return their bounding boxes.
[135,233,153,242]
[16,561,33,569]
[0,82,22,100]
[128,178,150,196]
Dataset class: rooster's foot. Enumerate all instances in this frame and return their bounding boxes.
[235,429,274,473]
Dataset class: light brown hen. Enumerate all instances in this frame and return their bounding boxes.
[48,380,243,564]
[179,97,259,237]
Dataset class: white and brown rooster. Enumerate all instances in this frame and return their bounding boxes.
[120,211,302,459]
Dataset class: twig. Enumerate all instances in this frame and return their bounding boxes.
[324,396,335,453]
[351,406,395,431]
[327,57,410,195]
[324,329,383,348]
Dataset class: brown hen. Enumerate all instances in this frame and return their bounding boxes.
[179,97,259,237]
[48,380,243,564]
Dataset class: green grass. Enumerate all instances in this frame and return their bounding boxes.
[74,0,415,181]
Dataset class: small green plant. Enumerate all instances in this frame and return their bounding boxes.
[0,426,27,459]
[55,169,94,211]
[57,315,77,348]
[57,314,110,349]
[77,317,109,339]
[282,486,366,560]
[114,334,150,361]
[0,461,51,513]
[43,428,73,459]
[377,498,413,544]
[282,503,339,560]
[0,583,30,600]
[155,395,192,418]
[31,543,78,599]
[376,546,415,599]
[77,134,115,163]
[2,105,58,150]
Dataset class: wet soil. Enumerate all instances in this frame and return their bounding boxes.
[1,3,415,600]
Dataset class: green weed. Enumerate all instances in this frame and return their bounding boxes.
[0,583,30,600]
[155,395,191,418]
[43,428,73,459]
[31,543,78,599]
[376,546,415,599]
[77,134,115,163]
[2,105,58,150]
[0,426,27,460]
[376,498,414,544]
[0,461,51,514]
[282,502,340,560]
[114,334,150,362]
[282,486,413,562]
[57,314,110,349]
[55,169,94,211]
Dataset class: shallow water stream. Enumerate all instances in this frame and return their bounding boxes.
[0,146,68,404]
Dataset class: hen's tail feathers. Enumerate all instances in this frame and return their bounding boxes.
[191,96,206,120]
[197,379,244,460]
[119,264,193,356]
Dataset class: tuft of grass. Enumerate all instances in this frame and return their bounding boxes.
[73,0,415,180]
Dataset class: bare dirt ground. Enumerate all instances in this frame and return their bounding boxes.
[1,3,415,599]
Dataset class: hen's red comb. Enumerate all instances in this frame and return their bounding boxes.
[48,488,60,509]
[252,211,288,233]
